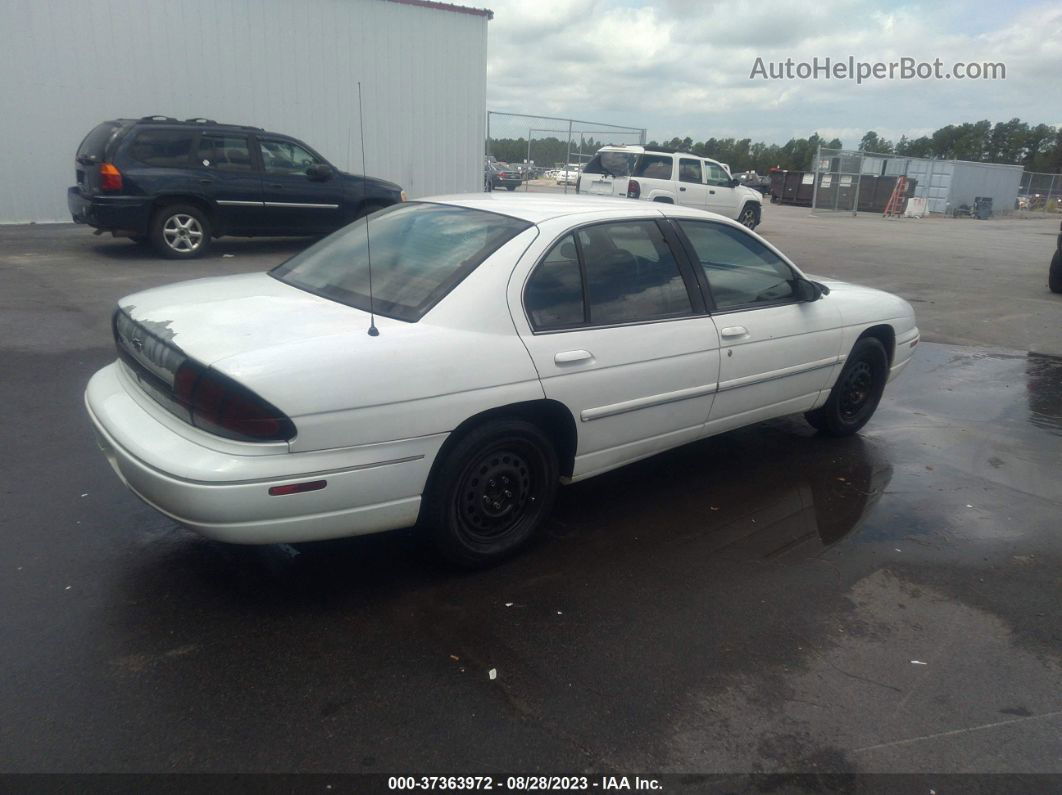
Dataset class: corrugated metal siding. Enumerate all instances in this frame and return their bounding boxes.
[0,0,487,223]
[946,162,1022,211]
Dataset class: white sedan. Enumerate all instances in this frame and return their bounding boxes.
[85,195,918,566]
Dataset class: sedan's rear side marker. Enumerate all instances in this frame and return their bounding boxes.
[581,383,719,422]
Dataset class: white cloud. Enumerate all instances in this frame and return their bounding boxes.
[484,0,1062,146]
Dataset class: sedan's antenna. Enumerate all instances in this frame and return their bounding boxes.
[357,81,379,337]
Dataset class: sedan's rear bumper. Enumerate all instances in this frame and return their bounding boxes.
[85,362,444,544]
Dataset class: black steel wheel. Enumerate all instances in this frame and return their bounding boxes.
[738,202,760,229]
[805,337,888,436]
[423,420,558,567]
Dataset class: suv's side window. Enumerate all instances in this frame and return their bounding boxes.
[129,130,195,167]
[679,158,703,183]
[197,134,254,171]
[678,220,797,310]
[260,139,322,174]
[525,221,693,331]
[633,154,674,180]
[705,163,731,187]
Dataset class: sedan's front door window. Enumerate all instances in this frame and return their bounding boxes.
[678,220,797,310]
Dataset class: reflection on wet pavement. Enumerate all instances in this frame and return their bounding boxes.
[2,343,1060,774]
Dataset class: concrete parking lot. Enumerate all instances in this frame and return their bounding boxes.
[1,211,1060,778]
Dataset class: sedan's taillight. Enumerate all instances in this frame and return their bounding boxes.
[627,179,640,199]
[99,163,123,191]
[174,360,295,442]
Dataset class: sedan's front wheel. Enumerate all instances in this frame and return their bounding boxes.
[805,337,888,436]
[423,420,558,567]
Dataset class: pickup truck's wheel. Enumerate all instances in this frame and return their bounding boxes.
[1050,250,1062,294]
[424,419,558,567]
[805,337,888,436]
[151,204,211,259]
[738,202,761,229]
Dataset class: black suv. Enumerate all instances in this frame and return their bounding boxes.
[68,116,405,258]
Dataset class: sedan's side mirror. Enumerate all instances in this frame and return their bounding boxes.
[307,163,334,181]
[795,279,824,302]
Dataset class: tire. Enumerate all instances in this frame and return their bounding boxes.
[1050,250,1062,294]
[422,419,559,567]
[738,202,761,229]
[805,337,889,436]
[506,185,517,191]
[150,204,211,259]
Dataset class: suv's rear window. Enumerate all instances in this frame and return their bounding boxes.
[130,129,195,167]
[271,203,532,322]
[633,154,673,179]
[582,151,638,177]
[76,122,122,163]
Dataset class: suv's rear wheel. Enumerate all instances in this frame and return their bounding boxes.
[738,202,761,229]
[151,204,211,259]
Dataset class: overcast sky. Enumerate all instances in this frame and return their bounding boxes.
[484,0,1062,147]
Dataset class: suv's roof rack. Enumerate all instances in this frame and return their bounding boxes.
[130,116,264,132]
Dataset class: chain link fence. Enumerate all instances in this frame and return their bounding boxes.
[1018,171,1061,213]
[486,112,645,193]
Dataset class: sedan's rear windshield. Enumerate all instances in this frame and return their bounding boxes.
[270,203,532,322]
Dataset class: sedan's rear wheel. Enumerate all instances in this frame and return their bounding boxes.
[151,204,211,259]
[805,337,888,436]
[423,420,558,567]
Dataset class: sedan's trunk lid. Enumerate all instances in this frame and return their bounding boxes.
[118,272,381,365]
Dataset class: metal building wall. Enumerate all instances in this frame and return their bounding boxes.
[0,0,488,223]
[947,162,1022,211]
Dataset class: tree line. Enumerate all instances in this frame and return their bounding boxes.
[487,118,1062,175]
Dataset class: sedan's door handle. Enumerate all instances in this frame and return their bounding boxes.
[199,179,213,185]
[555,349,593,364]
[720,326,748,338]
[268,183,283,189]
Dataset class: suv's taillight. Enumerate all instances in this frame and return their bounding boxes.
[99,163,123,191]
[627,179,641,199]
[174,360,295,442]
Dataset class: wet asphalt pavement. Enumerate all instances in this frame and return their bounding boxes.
[1,226,1060,776]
